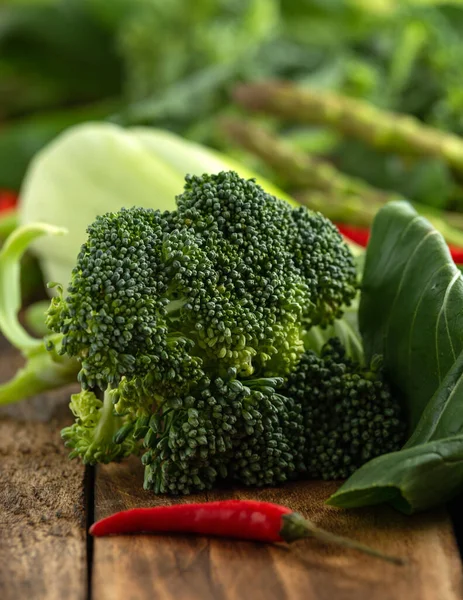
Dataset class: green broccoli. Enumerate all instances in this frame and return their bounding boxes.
[48,171,357,389]
[139,373,306,494]
[61,389,137,464]
[44,170,405,493]
[284,339,406,480]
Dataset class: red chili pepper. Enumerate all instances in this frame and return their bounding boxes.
[448,244,463,265]
[336,222,463,265]
[336,223,370,248]
[89,500,404,564]
[0,190,18,213]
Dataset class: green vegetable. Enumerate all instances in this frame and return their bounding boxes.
[140,375,306,494]
[234,82,463,174]
[223,117,463,246]
[359,201,463,430]
[19,122,291,288]
[328,436,463,514]
[47,170,365,491]
[0,167,407,495]
[0,223,79,406]
[329,201,463,513]
[49,171,356,384]
[284,338,406,481]
[405,349,463,447]
[62,389,138,464]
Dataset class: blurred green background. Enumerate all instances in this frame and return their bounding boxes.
[3,0,463,211]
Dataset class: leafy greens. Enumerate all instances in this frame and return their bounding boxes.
[329,201,463,513]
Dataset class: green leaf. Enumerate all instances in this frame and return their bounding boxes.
[328,435,463,514]
[329,200,463,513]
[359,200,463,430]
[0,222,66,351]
[404,347,463,448]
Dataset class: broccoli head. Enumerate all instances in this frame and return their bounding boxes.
[47,170,406,493]
[48,170,357,403]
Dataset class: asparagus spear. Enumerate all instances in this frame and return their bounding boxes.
[222,117,463,246]
[233,82,463,174]
[222,118,396,205]
[293,189,380,228]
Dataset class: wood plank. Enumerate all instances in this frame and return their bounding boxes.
[93,457,463,600]
[0,341,87,600]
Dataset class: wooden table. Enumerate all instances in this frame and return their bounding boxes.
[1,338,462,600]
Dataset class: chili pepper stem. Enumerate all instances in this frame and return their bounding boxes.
[281,513,405,565]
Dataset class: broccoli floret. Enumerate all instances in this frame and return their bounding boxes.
[141,375,242,494]
[284,339,406,480]
[47,209,205,399]
[61,389,138,464]
[141,373,305,494]
[228,379,306,487]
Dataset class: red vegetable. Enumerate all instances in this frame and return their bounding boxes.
[0,190,18,213]
[90,500,404,564]
[448,244,463,265]
[337,222,463,265]
[336,223,370,248]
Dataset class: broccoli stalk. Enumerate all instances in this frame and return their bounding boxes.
[61,388,137,464]
[0,223,79,405]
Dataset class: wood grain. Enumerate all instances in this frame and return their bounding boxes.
[93,457,463,600]
[0,341,87,600]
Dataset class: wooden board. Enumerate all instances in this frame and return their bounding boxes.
[0,342,87,600]
[93,457,463,600]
